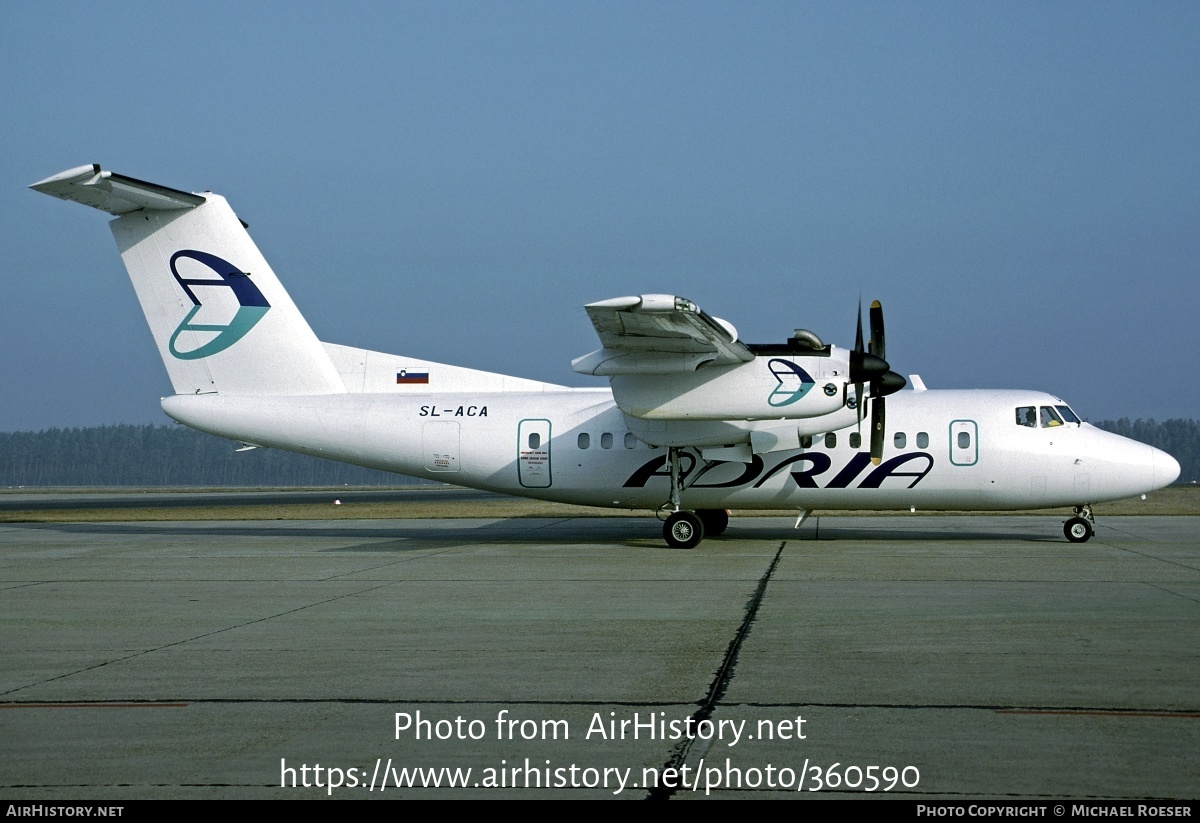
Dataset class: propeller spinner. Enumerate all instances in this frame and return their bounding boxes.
[849,300,906,464]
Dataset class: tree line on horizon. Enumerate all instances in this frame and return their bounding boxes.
[0,419,1195,488]
[1090,418,1198,485]
[0,424,420,487]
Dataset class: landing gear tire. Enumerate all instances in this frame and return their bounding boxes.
[664,511,705,549]
[696,509,730,537]
[1064,517,1093,543]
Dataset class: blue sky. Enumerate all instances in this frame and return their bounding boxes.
[3,2,1198,430]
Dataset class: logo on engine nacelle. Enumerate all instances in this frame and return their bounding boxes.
[767,358,816,407]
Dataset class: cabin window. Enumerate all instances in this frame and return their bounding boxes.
[1056,405,1081,424]
[528,433,541,450]
[916,432,929,449]
[624,432,637,449]
[577,433,589,449]
[849,432,861,449]
[824,432,837,449]
[601,432,614,449]
[1040,406,1064,428]
[957,431,971,449]
[801,435,813,449]
[1016,406,1037,427]
[894,432,906,448]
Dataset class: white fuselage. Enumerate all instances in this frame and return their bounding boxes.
[161,384,1177,514]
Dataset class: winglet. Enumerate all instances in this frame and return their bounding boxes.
[30,164,205,215]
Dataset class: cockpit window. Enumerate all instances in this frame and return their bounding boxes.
[1056,405,1081,424]
[1016,406,1037,427]
[1040,406,1064,428]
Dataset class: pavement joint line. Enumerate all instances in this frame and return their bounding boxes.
[1143,581,1200,606]
[1116,545,1200,573]
[0,582,396,698]
[1099,521,1163,542]
[0,581,48,591]
[316,544,468,581]
[1,702,188,709]
[3,698,1196,714]
[645,540,787,800]
[734,701,1200,713]
[499,517,580,534]
[995,709,1200,718]
[0,783,1169,799]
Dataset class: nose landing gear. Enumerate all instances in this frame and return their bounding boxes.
[1064,505,1095,543]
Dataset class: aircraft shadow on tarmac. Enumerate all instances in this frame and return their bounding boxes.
[30,516,1075,548]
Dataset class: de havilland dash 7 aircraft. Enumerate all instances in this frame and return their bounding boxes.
[31,164,1181,548]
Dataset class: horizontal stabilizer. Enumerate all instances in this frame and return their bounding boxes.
[30,164,205,215]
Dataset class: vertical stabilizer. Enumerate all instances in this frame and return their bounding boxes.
[32,165,344,396]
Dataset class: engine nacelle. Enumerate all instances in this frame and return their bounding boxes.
[611,354,848,421]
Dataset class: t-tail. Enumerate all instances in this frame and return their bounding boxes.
[30,165,344,397]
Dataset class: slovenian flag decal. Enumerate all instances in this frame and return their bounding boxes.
[396,368,430,384]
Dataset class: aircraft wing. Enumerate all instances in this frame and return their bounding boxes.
[572,294,754,376]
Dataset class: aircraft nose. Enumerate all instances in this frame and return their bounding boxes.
[1152,447,1181,487]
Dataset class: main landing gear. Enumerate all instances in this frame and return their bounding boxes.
[664,510,704,549]
[658,447,730,548]
[1064,504,1095,543]
[697,508,729,536]
[661,508,731,549]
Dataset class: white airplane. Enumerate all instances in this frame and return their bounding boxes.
[31,165,1181,548]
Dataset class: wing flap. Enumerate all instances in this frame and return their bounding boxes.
[573,294,753,375]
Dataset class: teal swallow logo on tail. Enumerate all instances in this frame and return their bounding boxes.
[167,250,270,360]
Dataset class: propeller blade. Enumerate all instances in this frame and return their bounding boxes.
[851,301,889,383]
[868,300,885,361]
[855,299,864,354]
[851,300,897,444]
[870,395,886,465]
[853,300,866,428]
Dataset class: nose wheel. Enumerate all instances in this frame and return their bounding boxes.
[1064,505,1095,543]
